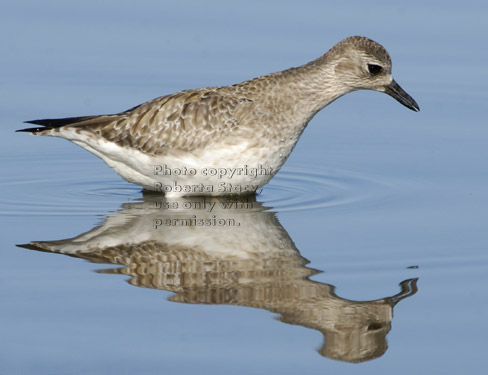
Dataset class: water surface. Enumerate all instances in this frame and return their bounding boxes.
[1,1,488,374]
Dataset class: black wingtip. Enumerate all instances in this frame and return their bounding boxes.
[17,116,92,133]
[17,118,58,133]
[18,115,112,133]
[26,116,95,127]
[24,118,58,126]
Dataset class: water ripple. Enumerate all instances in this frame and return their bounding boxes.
[0,156,140,216]
[260,165,394,213]
[0,156,393,216]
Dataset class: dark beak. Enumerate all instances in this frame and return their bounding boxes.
[384,80,420,112]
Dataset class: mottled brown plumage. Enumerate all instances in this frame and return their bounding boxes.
[19,36,419,194]
[95,91,254,153]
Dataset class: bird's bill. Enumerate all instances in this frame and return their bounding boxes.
[384,80,420,112]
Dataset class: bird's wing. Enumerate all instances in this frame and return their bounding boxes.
[22,89,254,154]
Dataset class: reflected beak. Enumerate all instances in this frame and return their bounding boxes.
[384,80,420,112]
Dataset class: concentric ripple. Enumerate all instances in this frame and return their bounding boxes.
[0,155,141,216]
[259,165,394,213]
[0,155,394,216]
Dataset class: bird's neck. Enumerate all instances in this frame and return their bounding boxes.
[241,56,351,117]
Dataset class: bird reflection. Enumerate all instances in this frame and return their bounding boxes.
[19,195,417,363]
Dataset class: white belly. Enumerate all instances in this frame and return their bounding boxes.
[65,129,295,196]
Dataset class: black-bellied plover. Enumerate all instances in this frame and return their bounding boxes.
[18,36,419,196]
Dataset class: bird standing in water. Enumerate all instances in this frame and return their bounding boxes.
[18,36,419,196]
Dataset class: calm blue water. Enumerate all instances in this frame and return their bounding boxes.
[1,1,488,374]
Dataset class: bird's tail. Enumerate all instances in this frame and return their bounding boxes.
[16,115,118,134]
[16,116,97,133]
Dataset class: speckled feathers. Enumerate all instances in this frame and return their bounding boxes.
[19,36,419,194]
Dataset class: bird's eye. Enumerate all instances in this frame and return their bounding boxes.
[367,64,382,75]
